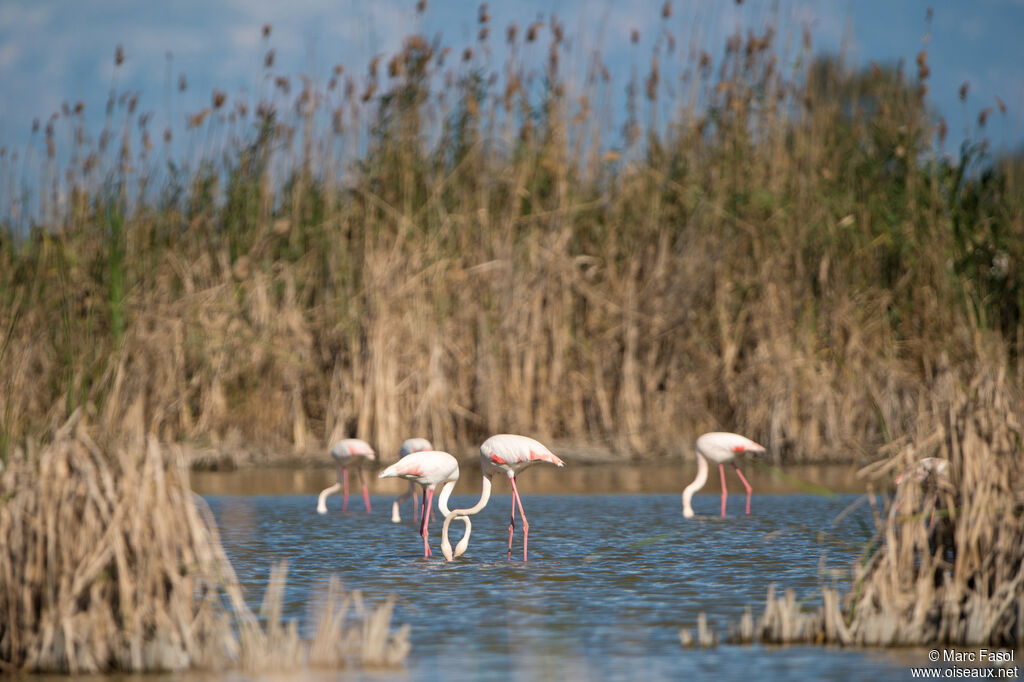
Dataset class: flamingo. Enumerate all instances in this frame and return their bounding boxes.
[441,434,564,562]
[895,457,950,529]
[316,438,376,514]
[379,450,462,558]
[895,457,949,486]
[682,432,766,518]
[391,438,434,523]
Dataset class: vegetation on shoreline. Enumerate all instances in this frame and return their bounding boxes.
[0,408,409,673]
[0,7,1021,469]
[714,361,1022,647]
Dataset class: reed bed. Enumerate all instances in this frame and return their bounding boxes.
[0,408,409,673]
[725,360,1023,647]
[1,5,1021,466]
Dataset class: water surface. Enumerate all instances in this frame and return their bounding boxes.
[203,484,919,681]
[191,462,872,497]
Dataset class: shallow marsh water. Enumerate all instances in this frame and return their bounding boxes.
[191,464,933,681]
[190,462,871,498]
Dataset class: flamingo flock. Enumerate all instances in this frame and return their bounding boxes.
[317,433,566,561]
[317,430,771,560]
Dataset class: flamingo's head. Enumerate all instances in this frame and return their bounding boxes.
[732,441,766,456]
[529,450,565,467]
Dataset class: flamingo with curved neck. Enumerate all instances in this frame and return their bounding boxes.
[317,438,376,514]
[391,438,434,523]
[682,432,766,518]
[441,434,564,562]
[379,450,463,558]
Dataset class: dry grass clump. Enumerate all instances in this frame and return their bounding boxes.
[678,612,718,648]
[250,564,410,671]
[0,408,408,673]
[731,360,1024,647]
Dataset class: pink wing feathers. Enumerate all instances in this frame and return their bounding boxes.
[379,450,459,486]
[481,434,565,469]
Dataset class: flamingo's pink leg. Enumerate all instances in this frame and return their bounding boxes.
[507,484,517,561]
[418,488,428,555]
[421,486,432,523]
[509,476,530,561]
[719,463,728,517]
[342,467,350,512]
[358,467,372,513]
[418,489,428,535]
[732,465,753,515]
[420,488,435,558]
[412,484,420,522]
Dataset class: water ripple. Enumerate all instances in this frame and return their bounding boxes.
[206,493,912,681]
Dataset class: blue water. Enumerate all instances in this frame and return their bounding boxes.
[204,492,915,681]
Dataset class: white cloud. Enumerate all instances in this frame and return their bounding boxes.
[957,16,987,42]
[0,3,53,28]
[228,23,268,52]
[0,42,18,70]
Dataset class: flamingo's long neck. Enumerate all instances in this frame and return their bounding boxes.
[440,473,492,561]
[436,480,458,516]
[682,452,709,518]
[445,472,493,518]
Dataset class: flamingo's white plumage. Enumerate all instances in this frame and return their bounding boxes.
[895,457,949,486]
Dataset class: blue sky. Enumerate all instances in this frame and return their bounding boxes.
[0,0,1022,163]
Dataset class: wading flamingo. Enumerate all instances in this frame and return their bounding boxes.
[895,457,949,486]
[317,438,376,514]
[441,434,564,562]
[682,432,766,518]
[379,450,462,558]
[391,438,434,523]
[895,457,950,529]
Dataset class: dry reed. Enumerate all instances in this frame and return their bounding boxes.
[727,359,1023,647]
[0,7,1021,469]
[0,408,408,673]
